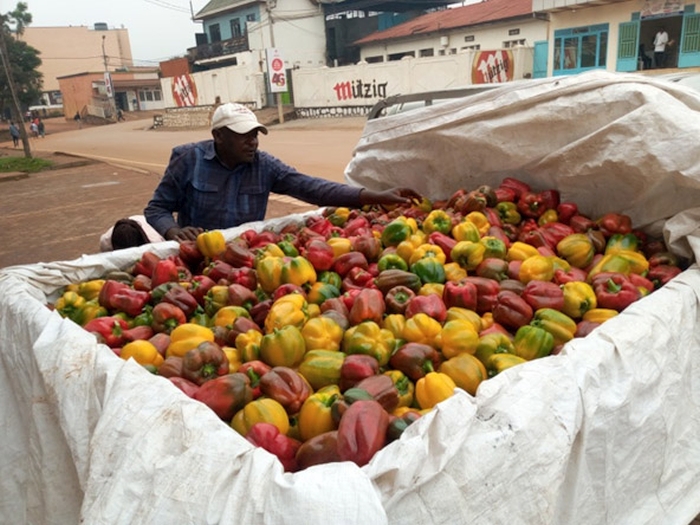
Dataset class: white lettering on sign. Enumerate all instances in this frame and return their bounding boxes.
[473,50,514,84]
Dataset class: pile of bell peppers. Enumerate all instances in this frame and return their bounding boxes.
[50,180,688,471]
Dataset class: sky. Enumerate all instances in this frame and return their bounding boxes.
[20,0,211,65]
[18,0,481,66]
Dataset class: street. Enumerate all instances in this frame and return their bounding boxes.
[0,116,367,268]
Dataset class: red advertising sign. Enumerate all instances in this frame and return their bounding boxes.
[171,73,198,107]
[471,50,515,84]
[266,48,288,94]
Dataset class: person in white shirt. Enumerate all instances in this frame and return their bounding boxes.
[653,27,669,69]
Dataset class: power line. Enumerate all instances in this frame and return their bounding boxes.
[142,0,191,14]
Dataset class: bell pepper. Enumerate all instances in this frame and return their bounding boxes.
[647,264,682,289]
[298,350,345,391]
[462,212,489,237]
[561,281,597,319]
[487,353,527,377]
[122,325,155,344]
[255,256,285,294]
[451,220,481,243]
[74,300,109,327]
[304,239,335,271]
[98,280,150,318]
[494,186,517,203]
[382,313,406,340]
[232,397,290,437]
[538,209,558,226]
[84,316,129,347]
[438,319,480,359]
[295,431,342,470]
[264,294,309,333]
[133,251,161,278]
[409,257,445,285]
[474,332,515,369]
[512,325,554,361]
[442,263,466,283]
[402,313,442,347]
[496,201,522,225]
[193,372,253,421]
[597,212,633,237]
[181,341,229,385]
[506,241,539,262]
[492,290,533,331]
[222,242,256,269]
[556,202,579,225]
[556,233,595,269]
[441,279,478,311]
[151,258,182,288]
[317,270,343,290]
[55,290,86,321]
[332,251,369,278]
[337,399,390,467]
[259,366,312,415]
[521,280,565,311]
[301,316,344,352]
[419,282,444,297]
[517,191,545,218]
[381,217,415,247]
[260,325,306,368]
[120,339,164,367]
[188,275,217,307]
[383,369,415,408]
[348,288,386,325]
[401,294,445,325]
[427,232,457,263]
[277,239,299,257]
[280,256,317,288]
[604,233,640,255]
[297,385,341,442]
[221,345,242,374]
[480,236,507,260]
[245,422,302,473]
[415,371,456,410]
[445,307,482,331]
[474,258,508,282]
[583,308,619,324]
[647,251,681,268]
[342,321,395,367]
[464,276,500,315]
[326,237,353,258]
[518,254,555,284]
[383,285,414,315]
[439,353,487,396]
[196,230,226,259]
[409,244,446,266]
[341,266,376,292]
[592,273,641,311]
[352,235,382,263]
[499,177,531,200]
[203,285,230,317]
[352,374,399,413]
[375,269,422,295]
[540,222,575,250]
[530,308,577,347]
[450,241,485,271]
[339,354,380,392]
[422,209,452,235]
[377,253,409,272]
[160,285,199,318]
[238,360,271,398]
[389,342,442,381]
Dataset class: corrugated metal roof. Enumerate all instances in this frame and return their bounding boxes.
[354,0,534,45]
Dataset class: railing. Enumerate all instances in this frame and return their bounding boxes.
[187,35,250,62]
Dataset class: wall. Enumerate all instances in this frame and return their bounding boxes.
[21,26,133,92]
[57,72,106,119]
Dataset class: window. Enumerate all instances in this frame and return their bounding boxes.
[146,92,153,102]
[230,18,242,38]
[246,14,255,22]
[154,90,162,101]
[461,45,481,51]
[138,89,161,102]
[464,35,475,42]
[508,29,520,36]
[554,24,608,74]
[365,55,384,63]
[209,23,221,43]
[419,48,434,57]
[388,51,414,61]
[503,39,526,48]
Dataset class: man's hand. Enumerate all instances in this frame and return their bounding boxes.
[359,187,423,206]
[165,226,204,242]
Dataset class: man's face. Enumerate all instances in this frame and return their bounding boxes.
[213,127,260,166]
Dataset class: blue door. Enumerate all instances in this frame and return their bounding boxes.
[616,21,640,72]
[679,11,700,68]
[533,41,548,78]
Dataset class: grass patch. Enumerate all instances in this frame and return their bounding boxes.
[0,156,53,173]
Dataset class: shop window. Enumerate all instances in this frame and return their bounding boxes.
[554,24,608,74]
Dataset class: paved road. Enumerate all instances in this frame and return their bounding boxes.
[0,117,367,268]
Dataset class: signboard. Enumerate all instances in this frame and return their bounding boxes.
[266,48,288,94]
[641,0,684,18]
[471,50,514,84]
[171,73,198,107]
[104,72,113,97]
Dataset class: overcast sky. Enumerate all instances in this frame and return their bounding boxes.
[20,0,481,65]
[21,0,209,65]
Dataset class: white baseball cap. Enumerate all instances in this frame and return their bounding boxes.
[211,102,268,135]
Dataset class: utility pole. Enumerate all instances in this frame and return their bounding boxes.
[102,34,116,120]
[0,22,31,158]
[265,0,284,124]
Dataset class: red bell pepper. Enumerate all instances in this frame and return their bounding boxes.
[540,222,575,249]
[442,279,478,310]
[132,274,152,292]
[475,258,510,282]
[228,266,257,291]
[204,259,234,284]
[348,288,386,325]
[389,342,442,381]
[169,376,200,398]
[304,239,335,271]
[499,177,531,200]
[238,360,271,399]
[249,299,273,328]
[521,280,565,311]
[133,251,161,278]
[385,285,416,315]
[162,285,200,317]
[178,240,205,271]
[181,341,230,386]
[227,283,258,310]
[575,320,601,338]
[518,228,549,248]
[553,267,589,285]
[352,235,382,262]
[189,275,217,306]
[151,302,187,333]
[333,251,369,278]
[492,290,534,331]
[259,366,312,415]
[404,294,447,323]
[354,375,400,413]
[336,400,390,467]
[494,186,517,203]
[122,325,155,343]
[428,232,457,263]
[597,213,633,238]
[517,191,545,218]
[569,215,596,234]
[248,230,280,250]
[342,266,376,292]
[151,258,181,288]
[556,202,579,225]
[344,216,372,237]
[246,422,302,473]
[627,273,655,295]
[538,189,560,211]
[487,225,511,249]
[193,372,253,421]
[464,276,500,314]
[339,354,380,392]
[592,273,641,311]
[83,316,129,347]
[222,242,256,268]
[98,280,150,317]
[295,431,342,470]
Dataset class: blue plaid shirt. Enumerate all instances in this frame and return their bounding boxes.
[145,140,363,236]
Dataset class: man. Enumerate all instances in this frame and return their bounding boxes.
[8,122,20,147]
[145,103,421,242]
[653,27,669,69]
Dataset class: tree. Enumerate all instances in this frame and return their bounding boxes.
[0,2,42,157]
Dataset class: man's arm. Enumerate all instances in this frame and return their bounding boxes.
[144,147,192,239]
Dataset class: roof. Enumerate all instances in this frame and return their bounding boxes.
[354,0,534,45]
[194,0,260,20]
[319,0,453,15]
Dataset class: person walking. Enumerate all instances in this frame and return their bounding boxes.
[73,111,82,129]
[653,26,669,68]
[8,122,20,147]
[37,119,45,138]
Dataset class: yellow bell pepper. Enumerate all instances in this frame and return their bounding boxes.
[451,241,486,271]
[384,369,415,408]
[256,256,285,293]
[451,220,481,243]
[518,254,555,283]
[213,305,247,329]
[77,279,105,301]
[438,319,480,359]
[588,250,649,278]
[583,308,618,324]
[488,353,527,376]
[342,321,395,366]
[298,350,345,391]
[260,324,307,368]
[256,243,286,260]
[231,398,290,436]
[75,300,109,326]
[419,283,444,297]
[327,237,352,258]
[264,293,310,333]
[281,256,317,288]
[439,353,487,396]
[222,346,243,373]
[445,307,482,332]
[395,240,416,264]
[403,313,442,347]
[196,230,226,258]
[54,291,86,323]
[167,323,216,358]
[556,233,595,269]
[301,316,344,351]
[465,211,491,236]
[480,312,494,331]
[422,209,453,235]
[444,262,467,282]
[166,336,211,358]
[506,241,539,262]
[561,281,597,319]
[537,209,558,226]
[383,314,407,339]
[415,371,456,410]
[121,340,164,367]
[235,329,263,362]
[327,207,350,226]
[531,308,577,347]
[298,385,340,441]
[409,243,446,266]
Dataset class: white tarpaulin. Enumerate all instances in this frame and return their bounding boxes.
[3,70,700,524]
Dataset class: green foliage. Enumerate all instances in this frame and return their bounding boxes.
[0,156,52,173]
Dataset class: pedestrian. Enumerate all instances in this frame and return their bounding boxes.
[74,111,82,129]
[143,102,421,242]
[117,108,124,122]
[8,122,20,147]
[29,120,38,138]
[653,26,669,68]
[37,118,45,138]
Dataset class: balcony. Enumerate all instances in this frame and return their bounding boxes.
[187,35,250,64]
[532,0,629,13]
